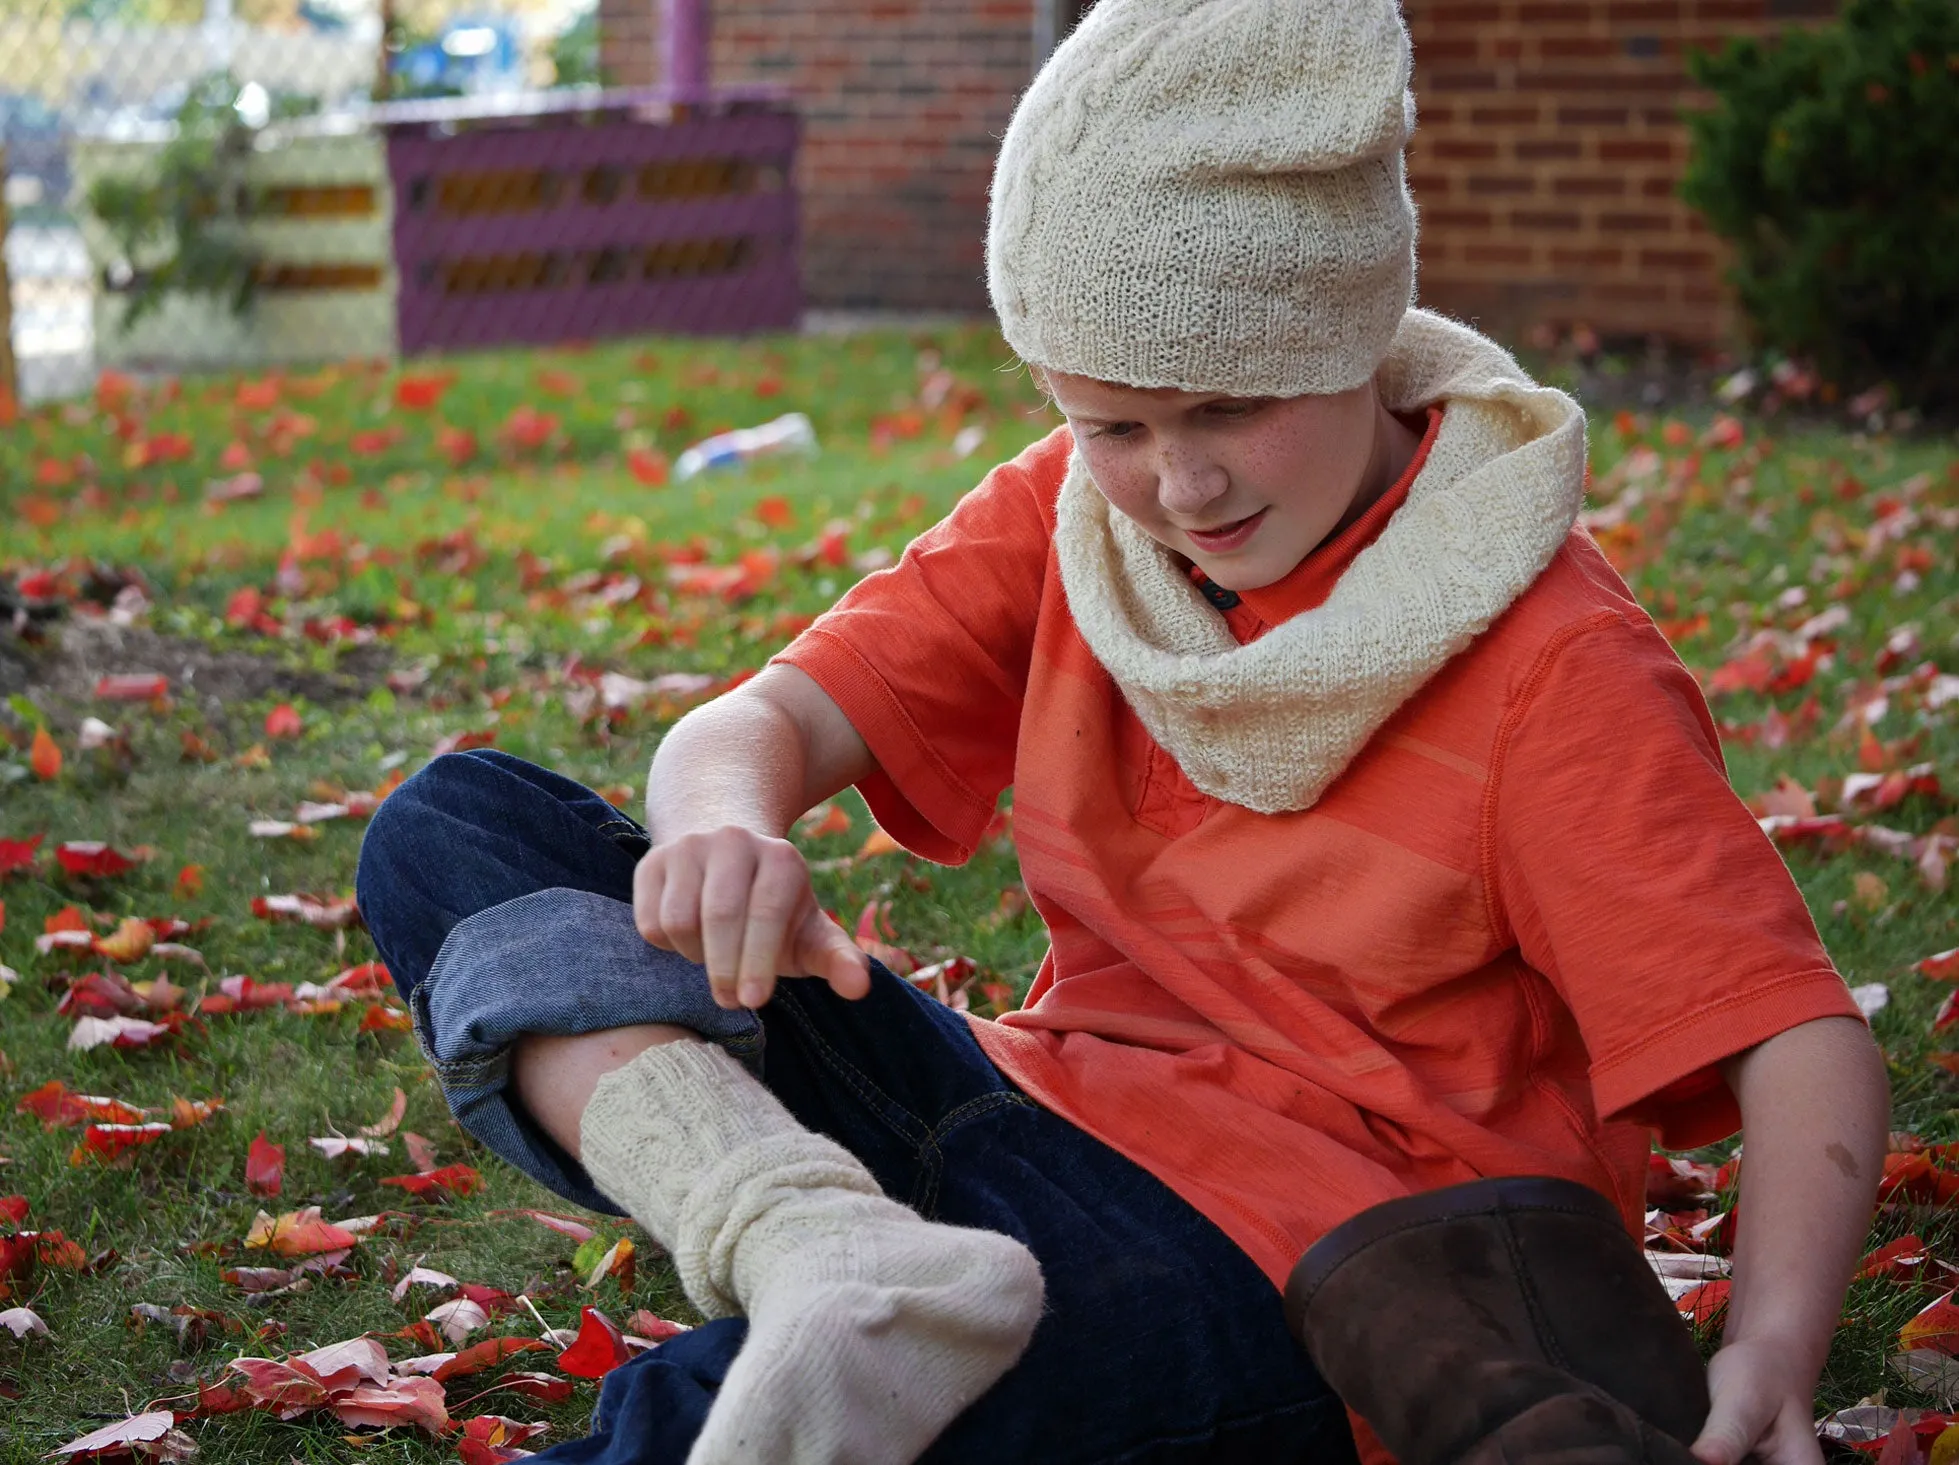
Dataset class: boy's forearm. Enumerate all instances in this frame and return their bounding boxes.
[1718,1016,1889,1376]
[645,666,873,845]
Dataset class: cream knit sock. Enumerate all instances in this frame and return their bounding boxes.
[579,1040,1045,1465]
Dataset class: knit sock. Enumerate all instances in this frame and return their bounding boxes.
[579,1039,1046,1465]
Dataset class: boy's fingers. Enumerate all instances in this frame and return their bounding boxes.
[801,911,871,999]
[654,853,707,965]
[631,850,669,947]
[1691,1374,1770,1465]
[734,845,808,1008]
[697,842,758,1005]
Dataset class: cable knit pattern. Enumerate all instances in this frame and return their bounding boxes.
[986,0,1418,396]
[1053,309,1589,815]
[579,1040,1045,1465]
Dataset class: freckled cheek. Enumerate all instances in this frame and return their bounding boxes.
[1084,459,1164,528]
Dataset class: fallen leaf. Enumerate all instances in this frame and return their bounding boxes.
[389,1265,458,1303]
[430,1336,548,1382]
[244,1206,359,1257]
[93,917,157,964]
[0,833,44,876]
[67,1015,173,1052]
[51,1411,193,1460]
[0,1305,47,1338]
[491,1210,595,1243]
[264,703,304,739]
[380,1164,482,1200]
[310,1135,388,1160]
[70,1121,173,1164]
[457,1414,549,1464]
[328,1375,450,1434]
[56,842,146,879]
[246,1133,285,1196]
[94,675,169,702]
[30,727,62,781]
[427,1297,491,1346]
[555,1305,630,1378]
[1902,1290,1959,1356]
[1919,949,1959,982]
[360,1087,407,1137]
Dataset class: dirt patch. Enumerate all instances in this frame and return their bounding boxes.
[0,616,395,727]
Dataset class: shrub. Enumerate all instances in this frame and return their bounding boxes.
[1680,0,1959,411]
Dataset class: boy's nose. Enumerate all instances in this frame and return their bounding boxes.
[1155,456,1229,518]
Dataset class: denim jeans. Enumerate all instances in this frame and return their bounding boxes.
[356,750,1356,1465]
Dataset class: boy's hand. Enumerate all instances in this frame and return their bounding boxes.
[1692,1336,1824,1465]
[633,827,871,1011]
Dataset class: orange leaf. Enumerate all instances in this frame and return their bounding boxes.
[93,917,157,964]
[244,1206,359,1257]
[70,1121,174,1164]
[30,726,61,780]
[458,1414,550,1465]
[1676,1279,1731,1327]
[246,1132,285,1197]
[432,1336,549,1382]
[1902,1290,1959,1356]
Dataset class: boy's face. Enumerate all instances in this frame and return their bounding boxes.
[1042,369,1384,592]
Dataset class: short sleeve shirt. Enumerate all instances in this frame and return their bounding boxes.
[774,418,1860,1287]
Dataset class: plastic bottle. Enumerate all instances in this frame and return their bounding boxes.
[673,412,819,482]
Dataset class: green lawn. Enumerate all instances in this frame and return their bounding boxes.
[0,327,1954,1461]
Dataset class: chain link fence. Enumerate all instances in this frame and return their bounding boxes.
[0,0,797,405]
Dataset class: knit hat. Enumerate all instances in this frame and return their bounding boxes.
[986,0,1419,398]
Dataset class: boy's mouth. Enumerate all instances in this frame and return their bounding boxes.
[1184,507,1268,554]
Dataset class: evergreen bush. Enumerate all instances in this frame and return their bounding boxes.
[1680,0,1959,410]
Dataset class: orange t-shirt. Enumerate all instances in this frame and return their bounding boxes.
[774,415,1859,1289]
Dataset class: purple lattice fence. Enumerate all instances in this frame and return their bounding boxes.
[381,88,801,356]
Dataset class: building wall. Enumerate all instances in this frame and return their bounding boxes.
[1403,0,1830,343]
[713,0,1035,312]
[598,0,1829,340]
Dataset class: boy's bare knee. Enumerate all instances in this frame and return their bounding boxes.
[512,1024,704,1161]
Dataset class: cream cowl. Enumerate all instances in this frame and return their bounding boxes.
[1052,309,1590,815]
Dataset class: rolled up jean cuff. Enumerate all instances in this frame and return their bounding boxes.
[413,887,764,1213]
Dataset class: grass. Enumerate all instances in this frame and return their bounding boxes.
[0,324,1954,1459]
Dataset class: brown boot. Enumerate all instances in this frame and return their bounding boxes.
[1284,1176,1710,1465]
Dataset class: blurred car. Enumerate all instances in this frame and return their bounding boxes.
[0,91,71,214]
[391,15,526,98]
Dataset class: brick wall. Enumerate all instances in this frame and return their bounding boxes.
[598,0,1828,341]
[609,0,1036,312]
[1404,0,1831,344]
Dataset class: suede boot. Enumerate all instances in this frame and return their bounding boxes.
[1284,1176,1710,1465]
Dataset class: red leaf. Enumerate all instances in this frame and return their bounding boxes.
[625,1310,690,1344]
[71,1121,173,1164]
[329,1375,450,1434]
[556,1306,630,1378]
[94,674,169,702]
[393,371,455,411]
[1918,948,1959,982]
[0,1196,27,1225]
[264,702,303,739]
[379,1163,482,1200]
[1859,1235,1930,1282]
[458,1414,550,1464]
[626,448,669,486]
[491,1209,594,1243]
[477,1371,574,1404]
[360,1002,414,1032]
[1901,1290,1959,1356]
[17,1080,89,1129]
[1676,1279,1731,1327]
[56,842,141,878]
[0,833,44,876]
[432,1336,549,1382]
[246,1132,285,1197]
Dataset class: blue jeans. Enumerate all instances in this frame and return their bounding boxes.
[356,750,1356,1465]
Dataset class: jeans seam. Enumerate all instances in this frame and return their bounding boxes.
[775,985,934,1151]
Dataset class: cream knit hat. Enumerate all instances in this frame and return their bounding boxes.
[987,0,1419,397]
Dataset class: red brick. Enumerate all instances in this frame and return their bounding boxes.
[1540,37,1618,58]
[1467,174,1537,195]
[1469,105,1540,125]
[1599,138,1675,162]
[1417,37,1483,61]
[1407,172,1455,196]
[1549,246,1625,268]
[1638,248,1716,270]
[1433,139,1501,160]
[1517,2,1588,19]
[1599,211,1673,232]
[1512,209,1582,230]
[1515,139,1582,160]
[1606,0,1682,20]
[1466,243,1536,265]
[1425,208,1497,230]
[1557,106,1630,126]
[1552,176,1626,196]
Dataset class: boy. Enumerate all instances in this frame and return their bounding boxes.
[354,2,1889,1462]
